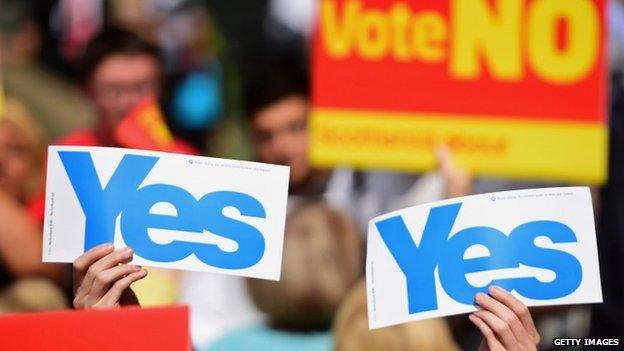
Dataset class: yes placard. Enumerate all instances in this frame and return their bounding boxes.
[366,187,602,329]
[42,146,290,280]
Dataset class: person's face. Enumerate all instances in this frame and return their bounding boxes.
[88,53,160,130]
[0,122,33,199]
[251,95,311,185]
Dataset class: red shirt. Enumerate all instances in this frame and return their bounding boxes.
[27,128,198,223]
[56,128,198,154]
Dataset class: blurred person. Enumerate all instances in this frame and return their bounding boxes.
[60,25,194,152]
[0,278,67,313]
[334,280,540,351]
[38,25,198,308]
[334,280,459,351]
[0,96,67,311]
[108,0,252,159]
[249,203,361,327]
[588,70,624,340]
[0,97,43,202]
[0,0,93,140]
[244,60,472,228]
[203,202,362,351]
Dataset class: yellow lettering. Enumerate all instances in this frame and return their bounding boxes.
[319,0,599,85]
[413,11,447,63]
[527,0,599,84]
[389,3,412,61]
[321,0,362,59]
[356,9,390,60]
[450,0,523,81]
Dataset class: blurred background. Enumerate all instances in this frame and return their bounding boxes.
[0,0,622,350]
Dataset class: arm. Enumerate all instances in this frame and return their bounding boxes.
[470,286,541,351]
[73,244,147,309]
[390,146,473,210]
[436,146,473,199]
[0,189,64,282]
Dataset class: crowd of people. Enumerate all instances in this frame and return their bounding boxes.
[0,0,622,350]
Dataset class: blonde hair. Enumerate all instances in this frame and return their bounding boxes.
[0,278,67,313]
[333,280,460,351]
[0,96,46,197]
[247,201,363,330]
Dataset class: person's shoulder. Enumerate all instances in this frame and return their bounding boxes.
[201,325,265,351]
[172,138,199,155]
[205,325,332,351]
[54,129,101,146]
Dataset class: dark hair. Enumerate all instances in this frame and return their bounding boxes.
[243,60,309,119]
[79,26,161,85]
[0,0,34,33]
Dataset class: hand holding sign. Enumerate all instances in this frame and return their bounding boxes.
[72,244,145,309]
[366,187,601,329]
[471,286,540,351]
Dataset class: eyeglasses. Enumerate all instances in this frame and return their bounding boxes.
[91,80,159,102]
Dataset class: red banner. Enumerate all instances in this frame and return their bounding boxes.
[0,306,190,351]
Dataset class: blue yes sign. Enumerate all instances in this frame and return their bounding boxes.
[366,188,602,329]
[53,149,289,273]
[375,202,582,314]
